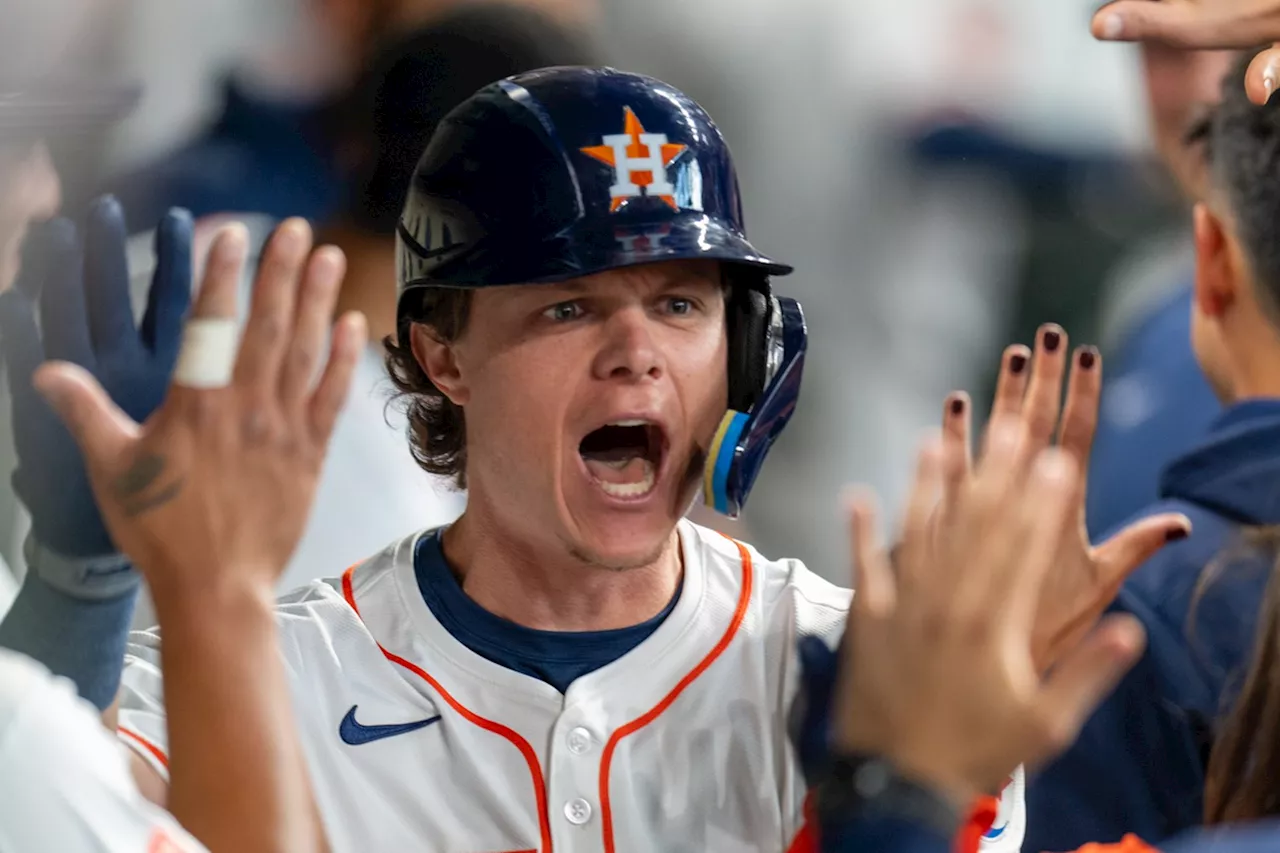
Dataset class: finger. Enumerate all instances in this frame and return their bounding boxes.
[140,208,194,364]
[190,223,248,321]
[989,344,1031,421]
[846,489,895,617]
[1005,450,1080,628]
[1092,2,1277,49]
[36,218,95,369]
[896,434,945,588]
[279,245,346,406]
[32,361,136,466]
[234,218,310,393]
[82,196,142,360]
[1091,2,1186,43]
[941,392,972,510]
[1021,325,1068,449]
[958,419,1031,594]
[1247,45,1280,105]
[1092,512,1193,591]
[1056,347,1102,467]
[0,224,53,390]
[166,225,248,404]
[1031,614,1146,765]
[0,288,44,394]
[11,215,59,300]
[308,310,367,443]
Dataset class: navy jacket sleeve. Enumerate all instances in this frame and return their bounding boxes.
[1165,822,1280,853]
[1024,645,1206,850]
[820,816,952,853]
[1026,496,1268,853]
[1025,587,1214,851]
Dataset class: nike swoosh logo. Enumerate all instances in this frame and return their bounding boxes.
[338,705,441,746]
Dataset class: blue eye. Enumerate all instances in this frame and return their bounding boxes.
[545,302,582,322]
[666,297,693,315]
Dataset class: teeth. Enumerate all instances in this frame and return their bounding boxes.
[597,462,657,498]
[610,419,650,427]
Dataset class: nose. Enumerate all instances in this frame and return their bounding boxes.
[592,306,663,382]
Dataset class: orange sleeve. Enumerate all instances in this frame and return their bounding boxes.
[1070,834,1161,853]
[954,795,999,853]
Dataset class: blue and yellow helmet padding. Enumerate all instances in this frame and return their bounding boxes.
[701,297,807,519]
[703,411,750,515]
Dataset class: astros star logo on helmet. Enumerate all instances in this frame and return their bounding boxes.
[580,106,687,212]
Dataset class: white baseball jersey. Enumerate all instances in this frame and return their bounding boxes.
[0,649,204,853]
[117,520,1025,853]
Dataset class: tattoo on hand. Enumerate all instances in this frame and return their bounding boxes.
[112,453,185,517]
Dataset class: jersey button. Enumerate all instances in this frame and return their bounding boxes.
[564,798,593,825]
[567,727,593,754]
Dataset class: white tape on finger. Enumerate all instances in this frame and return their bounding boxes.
[173,318,239,389]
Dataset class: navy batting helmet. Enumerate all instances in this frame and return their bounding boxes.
[396,66,806,518]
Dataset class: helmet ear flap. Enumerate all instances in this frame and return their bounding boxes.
[725,285,771,414]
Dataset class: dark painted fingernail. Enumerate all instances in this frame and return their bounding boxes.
[1043,330,1062,352]
[1166,528,1189,543]
[1009,354,1028,374]
[949,398,965,416]
[1078,348,1097,370]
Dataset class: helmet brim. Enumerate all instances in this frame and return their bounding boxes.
[402,208,793,293]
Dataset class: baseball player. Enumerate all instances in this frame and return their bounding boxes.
[11,67,1180,853]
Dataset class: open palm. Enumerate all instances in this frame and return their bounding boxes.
[935,326,1190,672]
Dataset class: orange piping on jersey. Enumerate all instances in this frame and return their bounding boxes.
[785,792,819,853]
[341,566,553,853]
[119,725,170,770]
[146,827,192,853]
[955,795,998,853]
[597,535,754,853]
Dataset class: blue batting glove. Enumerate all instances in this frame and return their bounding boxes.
[0,196,192,566]
[792,634,841,784]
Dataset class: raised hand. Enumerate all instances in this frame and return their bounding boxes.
[1090,0,1280,104]
[31,217,366,601]
[832,426,1148,806]
[0,197,190,568]
[938,326,1189,672]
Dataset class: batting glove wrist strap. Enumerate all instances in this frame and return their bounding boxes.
[24,534,138,600]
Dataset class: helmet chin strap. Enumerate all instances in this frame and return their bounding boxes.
[702,298,807,518]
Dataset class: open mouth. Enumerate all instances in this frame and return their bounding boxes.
[578,419,667,500]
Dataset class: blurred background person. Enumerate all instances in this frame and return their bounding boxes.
[1084,43,1232,538]
[102,0,599,227]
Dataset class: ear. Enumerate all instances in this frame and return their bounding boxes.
[1193,202,1235,318]
[410,323,469,406]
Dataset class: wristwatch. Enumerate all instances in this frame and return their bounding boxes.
[814,753,964,837]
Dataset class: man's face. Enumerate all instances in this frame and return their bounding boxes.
[0,142,60,293]
[446,259,729,569]
[1140,44,1236,200]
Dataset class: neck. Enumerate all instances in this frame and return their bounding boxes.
[1228,368,1280,402]
[439,505,683,633]
[319,224,399,345]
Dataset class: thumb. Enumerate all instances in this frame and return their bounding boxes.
[1031,614,1146,763]
[1246,45,1280,105]
[33,362,136,464]
[1093,512,1192,589]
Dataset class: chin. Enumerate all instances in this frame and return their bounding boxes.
[561,508,680,572]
